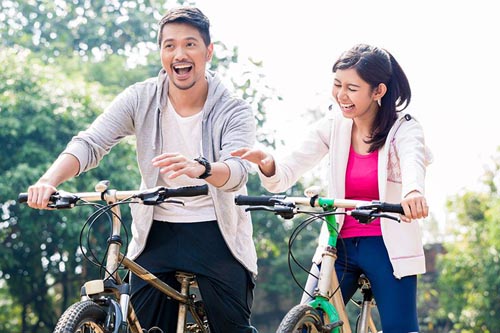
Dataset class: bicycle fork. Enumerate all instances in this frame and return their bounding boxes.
[309,246,353,333]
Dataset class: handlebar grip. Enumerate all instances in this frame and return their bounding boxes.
[234,195,285,206]
[18,193,28,203]
[165,185,209,197]
[18,193,67,207]
[379,202,405,214]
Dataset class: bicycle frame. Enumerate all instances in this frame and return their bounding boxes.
[82,188,209,333]
[307,198,377,333]
[238,195,386,333]
[235,193,403,333]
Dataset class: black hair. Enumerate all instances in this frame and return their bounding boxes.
[332,44,411,152]
[157,6,211,47]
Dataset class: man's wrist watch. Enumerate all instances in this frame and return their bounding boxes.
[194,156,212,179]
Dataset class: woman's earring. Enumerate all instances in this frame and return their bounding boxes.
[377,99,381,107]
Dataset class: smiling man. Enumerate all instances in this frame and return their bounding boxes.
[26,6,259,333]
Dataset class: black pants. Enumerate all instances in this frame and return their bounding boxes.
[130,220,258,333]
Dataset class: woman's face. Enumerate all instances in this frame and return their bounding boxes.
[332,68,379,122]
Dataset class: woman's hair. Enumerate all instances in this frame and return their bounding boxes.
[332,44,411,152]
[157,6,211,47]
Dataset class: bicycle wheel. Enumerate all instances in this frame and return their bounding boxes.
[53,300,108,333]
[276,304,324,333]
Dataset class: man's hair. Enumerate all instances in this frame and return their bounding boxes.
[157,6,211,47]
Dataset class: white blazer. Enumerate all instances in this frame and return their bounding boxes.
[261,110,432,278]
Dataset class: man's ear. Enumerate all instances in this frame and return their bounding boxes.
[373,83,387,100]
[206,43,214,62]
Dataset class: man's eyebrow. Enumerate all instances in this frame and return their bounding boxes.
[162,36,200,43]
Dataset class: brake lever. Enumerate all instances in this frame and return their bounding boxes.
[47,191,79,209]
[137,187,162,205]
[376,213,401,223]
[349,210,401,224]
[160,199,184,206]
[348,209,376,224]
[245,205,297,220]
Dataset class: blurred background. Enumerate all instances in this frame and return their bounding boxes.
[1,0,499,332]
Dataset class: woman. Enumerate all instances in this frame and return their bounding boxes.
[232,44,432,332]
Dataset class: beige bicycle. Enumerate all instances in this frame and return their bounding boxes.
[235,191,403,333]
[19,180,210,333]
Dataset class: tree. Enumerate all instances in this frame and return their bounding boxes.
[424,150,500,332]
[0,0,172,60]
[0,47,140,332]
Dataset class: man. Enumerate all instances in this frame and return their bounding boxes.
[27,6,258,333]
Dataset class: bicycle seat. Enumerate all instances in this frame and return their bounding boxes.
[175,271,198,287]
[358,274,372,289]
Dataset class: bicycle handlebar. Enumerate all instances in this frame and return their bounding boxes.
[233,194,288,206]
[18,184,209,208]
[235,194,404,222]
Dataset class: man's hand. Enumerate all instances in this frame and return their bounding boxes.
[27,182,58,210]
[152,153,205,179]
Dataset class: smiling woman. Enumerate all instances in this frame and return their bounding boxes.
[201,0,500,230]
[232,43,431,332]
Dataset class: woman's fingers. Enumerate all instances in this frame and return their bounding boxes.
[401,191,429,222]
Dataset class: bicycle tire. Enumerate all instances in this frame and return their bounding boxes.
[53,300,108,333]
[276,304,324,333]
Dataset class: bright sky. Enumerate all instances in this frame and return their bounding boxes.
[198,0,500,226]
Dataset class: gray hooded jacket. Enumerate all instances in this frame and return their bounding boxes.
[63,69,258,275]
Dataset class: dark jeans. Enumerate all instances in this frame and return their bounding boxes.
[336,236,419,333]
[130,220,258,333]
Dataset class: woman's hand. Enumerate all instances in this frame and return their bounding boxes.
[400,190,429,222]
[231,148,276,177]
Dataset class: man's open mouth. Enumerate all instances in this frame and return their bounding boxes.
[173,63,193,75]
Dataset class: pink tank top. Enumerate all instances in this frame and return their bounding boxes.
[339,146,382,238]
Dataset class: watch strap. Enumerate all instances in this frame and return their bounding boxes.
[194,156,212,179]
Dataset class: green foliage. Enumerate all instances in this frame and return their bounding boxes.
[0,0,175,59]
[423,154,500,332]
[0,280,22,332]
[0,47,139,332]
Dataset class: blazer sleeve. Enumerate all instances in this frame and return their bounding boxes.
[260,118,332,193]
[395,118,432,197]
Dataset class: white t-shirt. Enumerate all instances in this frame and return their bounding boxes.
[153,99,217,223]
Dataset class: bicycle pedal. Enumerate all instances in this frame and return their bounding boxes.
[322,320,343,331]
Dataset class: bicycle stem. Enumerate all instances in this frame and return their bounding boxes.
[105,189,124,282]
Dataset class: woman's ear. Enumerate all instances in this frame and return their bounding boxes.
[373,83,387,100]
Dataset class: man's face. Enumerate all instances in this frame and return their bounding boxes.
[159,22,213,91]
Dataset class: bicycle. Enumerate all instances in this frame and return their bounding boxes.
[235,188,404,333]
[19,180,211,333]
